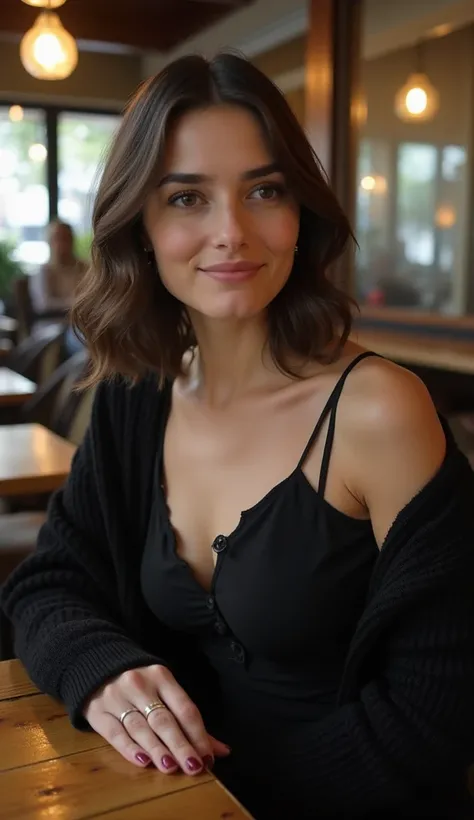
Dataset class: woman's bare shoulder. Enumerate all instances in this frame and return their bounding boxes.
[336,351,446,544]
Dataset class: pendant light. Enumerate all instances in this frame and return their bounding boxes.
[394,41,439,123]
[20,0,78,81]
[21,0,66,7]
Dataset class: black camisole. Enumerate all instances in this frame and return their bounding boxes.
[141,351,379,818]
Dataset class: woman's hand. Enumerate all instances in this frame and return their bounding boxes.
[84,664,230,774]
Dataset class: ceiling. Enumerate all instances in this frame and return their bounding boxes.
[0,0,255,54]
[149,0,474,67]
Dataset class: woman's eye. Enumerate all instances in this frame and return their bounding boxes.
[251,184,283,201]
[168,192,202,208]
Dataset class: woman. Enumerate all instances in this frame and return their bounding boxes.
[2,54,474,819]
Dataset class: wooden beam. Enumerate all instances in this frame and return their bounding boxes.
[305,0,362,292]
[0,0,254,53]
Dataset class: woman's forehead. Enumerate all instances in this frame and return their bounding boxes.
[162,105,273,175]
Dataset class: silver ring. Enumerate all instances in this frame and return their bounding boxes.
[144,699,168,719]
[119,708,140,726]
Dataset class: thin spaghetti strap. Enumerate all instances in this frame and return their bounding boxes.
[318,351,378,496]
[297,351,378,476]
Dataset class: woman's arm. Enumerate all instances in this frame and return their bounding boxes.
[0,381,165,728]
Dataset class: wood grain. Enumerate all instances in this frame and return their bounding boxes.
[0,659,38,701]
[0,745,213,820]
[0,659,254,819]
[0,424,76,496]
[91,779,253,819]
[0,693,107,771]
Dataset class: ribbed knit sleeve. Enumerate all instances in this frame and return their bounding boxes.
[276,583,474,815]
[0,380,165,729]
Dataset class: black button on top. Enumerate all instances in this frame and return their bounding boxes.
[230,641,245,664]
[212,534,228,554]
[214,619,227,636]
[206,596,215,611]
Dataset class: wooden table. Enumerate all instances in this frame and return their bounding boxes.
[353,329,474,375]
[0,368,35,407]
[0,424,76,496]
[0,659,252,819]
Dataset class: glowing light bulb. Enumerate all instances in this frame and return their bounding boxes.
[20,11,78,81]
[394,72,439,122]
[21,0,66,7]
[405,87,428,116]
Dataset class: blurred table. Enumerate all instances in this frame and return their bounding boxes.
[0,368,35,407]
[0,424,76,496]
[354,329,474,375]
[0,659,252,820]
[0,316,17,342]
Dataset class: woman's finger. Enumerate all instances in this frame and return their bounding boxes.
[120,709,180,773]
[144,703,206,775]
[209,734,232,758]
[86,710,153,769]
[151,667,218,764]
[120,667,207,774]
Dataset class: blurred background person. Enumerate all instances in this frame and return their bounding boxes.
[31,219,87,354]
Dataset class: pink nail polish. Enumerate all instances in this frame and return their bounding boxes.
[135,752,151,766]
[186,757,202,772]
[161,755,177,770]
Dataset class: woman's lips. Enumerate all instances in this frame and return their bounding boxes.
[198,261,264,282]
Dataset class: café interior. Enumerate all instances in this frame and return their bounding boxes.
[1,0,474,816]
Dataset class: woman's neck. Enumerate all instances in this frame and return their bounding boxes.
[184,314,284,408]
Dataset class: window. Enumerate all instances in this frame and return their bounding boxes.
[58,112,120,259]
[355,139,468,313]
[0,104,120,274]
[356,3,473,316]
[0,107,48,270]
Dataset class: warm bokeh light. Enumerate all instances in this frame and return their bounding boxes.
[435,205,456,229]
[28,143,48,162]
[360,175,376,191]
[360,175,387,194]
[395,72,439,122]
[8,105,24,123]
[20,11,78,81]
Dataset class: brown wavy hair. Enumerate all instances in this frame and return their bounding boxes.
[72,52,355,386]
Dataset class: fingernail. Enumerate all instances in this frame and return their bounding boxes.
[186,757,203,772]
[161,755,178,770]
[203,755,214,769]
[135,752,151,766]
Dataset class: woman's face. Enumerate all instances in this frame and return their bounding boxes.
[143,104,299,322]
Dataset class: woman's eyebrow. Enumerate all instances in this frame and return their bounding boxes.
[158,162,280,188]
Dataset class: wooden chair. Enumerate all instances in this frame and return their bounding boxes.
[4,325,65,387]
[0,355,95,657]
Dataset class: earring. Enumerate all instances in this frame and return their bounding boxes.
[294,245,299,253]
[144,246,154,266]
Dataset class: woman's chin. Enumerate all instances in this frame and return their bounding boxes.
[193,295,268,322]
